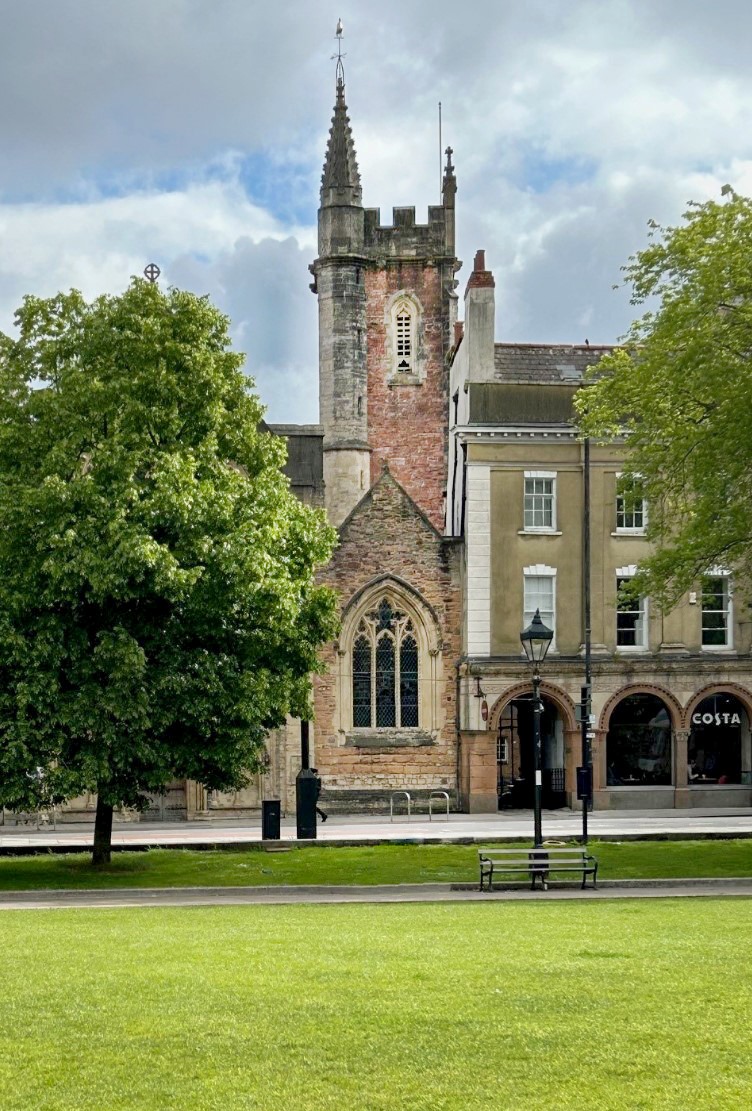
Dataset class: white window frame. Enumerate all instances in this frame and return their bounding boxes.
[615,567,648,652]
[523,471,557,533]
[523,564,557,651]
[615,472,647,535]
[701,569,733,651]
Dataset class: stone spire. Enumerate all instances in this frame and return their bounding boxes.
[320,77,362,208]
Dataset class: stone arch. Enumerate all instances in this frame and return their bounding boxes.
[340,574,441,653]
[488,680,578,734]
[598,683,683,733]
[682,683,752,730]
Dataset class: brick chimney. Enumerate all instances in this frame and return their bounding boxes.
[464,249,495,382]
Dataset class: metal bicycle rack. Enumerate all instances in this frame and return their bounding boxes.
[428,790,450,821]
[390,790,412,822]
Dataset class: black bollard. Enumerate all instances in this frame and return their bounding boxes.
[296,720,318,839]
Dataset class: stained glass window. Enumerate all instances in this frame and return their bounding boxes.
[352,635,372,727]
[376,636,396,727]
[351,598,420,729]
[399,635,419,727]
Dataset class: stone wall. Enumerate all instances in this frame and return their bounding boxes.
[313,470,462,804]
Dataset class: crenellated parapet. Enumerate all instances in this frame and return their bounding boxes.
[363,205,455,261]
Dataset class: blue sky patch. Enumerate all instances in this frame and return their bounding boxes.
[518,146,597,194]
[1,148,319,227]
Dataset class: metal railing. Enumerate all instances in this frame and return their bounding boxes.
[390,791,412,822]
[428,790,450,821]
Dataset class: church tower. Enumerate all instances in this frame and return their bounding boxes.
[311,30,460,529]
[309,29,463,816]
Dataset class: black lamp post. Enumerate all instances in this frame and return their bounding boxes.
[520,609,554,847]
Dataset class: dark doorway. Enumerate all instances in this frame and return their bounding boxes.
[497,696,567,810]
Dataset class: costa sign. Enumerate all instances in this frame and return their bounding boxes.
[692,711,741,727]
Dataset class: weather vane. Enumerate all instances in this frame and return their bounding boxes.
[332,18,345,90]
[144,263,161,284]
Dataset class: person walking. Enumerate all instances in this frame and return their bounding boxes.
[311,768,328,822]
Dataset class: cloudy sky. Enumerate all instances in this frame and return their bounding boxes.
[2,0,751,422]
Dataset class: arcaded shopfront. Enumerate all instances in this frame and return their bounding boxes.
[596,684,752,809]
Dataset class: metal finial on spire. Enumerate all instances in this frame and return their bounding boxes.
[144,263,161,283]
[332,18,345,96]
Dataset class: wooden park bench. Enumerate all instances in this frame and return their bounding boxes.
[478,846,598,892]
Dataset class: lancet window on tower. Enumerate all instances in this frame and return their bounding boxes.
[352,599,420,728]
[396,311,413,372]
[386,293,423,382]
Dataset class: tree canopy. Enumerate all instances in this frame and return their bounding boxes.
[0,279,338,859]
[576,190,752,608]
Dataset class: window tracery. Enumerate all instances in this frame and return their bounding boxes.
[352,598,420,728]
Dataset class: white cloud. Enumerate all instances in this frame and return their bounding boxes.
[2,1,752,419]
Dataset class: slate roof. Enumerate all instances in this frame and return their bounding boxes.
[493,343,614,384]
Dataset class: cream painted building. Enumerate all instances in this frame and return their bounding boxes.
[450,251,752,813]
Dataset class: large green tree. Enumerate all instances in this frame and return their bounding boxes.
[0,279,337,862]
[576,190,752,608]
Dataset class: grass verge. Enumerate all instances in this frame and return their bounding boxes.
[1,900,751,1110]
[0,837,750,889]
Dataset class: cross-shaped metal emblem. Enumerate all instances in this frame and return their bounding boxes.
[144,263,161,283]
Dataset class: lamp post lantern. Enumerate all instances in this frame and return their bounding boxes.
[520,609,554,847]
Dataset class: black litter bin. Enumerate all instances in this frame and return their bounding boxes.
[262,799,281,840]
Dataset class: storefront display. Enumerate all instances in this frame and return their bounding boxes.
[606,693,672,786]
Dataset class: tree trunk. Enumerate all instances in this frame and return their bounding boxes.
[92,793,114,866]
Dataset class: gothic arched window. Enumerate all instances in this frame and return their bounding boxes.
[386,292,423,382]
[351,598,420,729]
[396,310,413,372]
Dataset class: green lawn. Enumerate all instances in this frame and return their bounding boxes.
[1,899,750,1110]
[0,838,751,890]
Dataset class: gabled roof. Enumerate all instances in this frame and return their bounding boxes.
[337,463,445,542]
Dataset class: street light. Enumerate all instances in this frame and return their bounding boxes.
[520,609,554,847]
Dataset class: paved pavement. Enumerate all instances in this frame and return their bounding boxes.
[3,807,752,851]
[2,877,751,911]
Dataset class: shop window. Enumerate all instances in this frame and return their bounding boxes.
[616,575,648,650]
[688,693,750,785]
[702,574,732,649]
[524,472,556,531]
[606,693,672,786]
[616,474,647,533]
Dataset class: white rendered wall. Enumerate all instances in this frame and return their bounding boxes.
[466,463,491,655]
